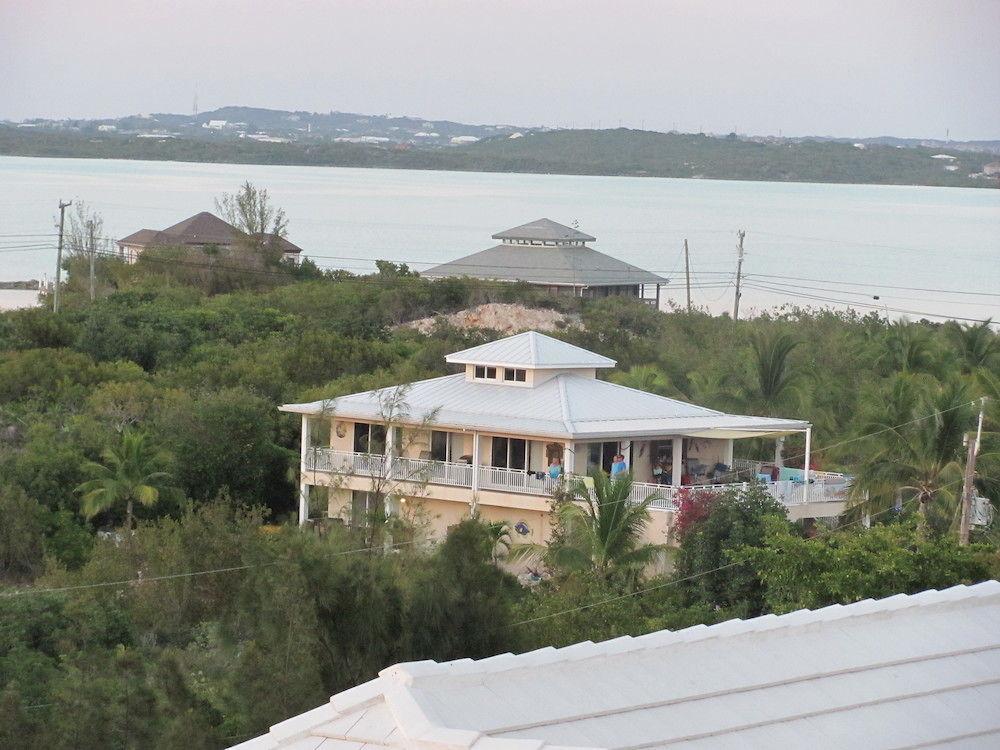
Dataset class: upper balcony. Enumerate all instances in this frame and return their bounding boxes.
[304,448,850,515]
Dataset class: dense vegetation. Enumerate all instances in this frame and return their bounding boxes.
[2,125,996,188]
[1,227,997,747]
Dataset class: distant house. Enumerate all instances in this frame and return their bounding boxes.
[983,161,1000,177]
[233,580,1000,750]
[116,212,303,264]
[423,219,667,305]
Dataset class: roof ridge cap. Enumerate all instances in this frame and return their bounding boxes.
[557,375,573,433]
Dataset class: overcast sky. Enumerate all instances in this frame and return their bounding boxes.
[2,0,999,139]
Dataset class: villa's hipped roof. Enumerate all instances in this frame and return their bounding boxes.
[446,331,616,370]
[232,580,1000,750]
[280,373,807,439]
[492,218,597,243]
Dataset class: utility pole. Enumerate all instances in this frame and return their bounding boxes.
[53,200,71,313]
[684,239,692,312]
[732,230,746,321]
[959,397,987,546]
[88,220,96,302]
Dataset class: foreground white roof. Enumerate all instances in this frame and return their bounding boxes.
[280,373,806,440]
[233,580,1000,750]
[446,332,616,370]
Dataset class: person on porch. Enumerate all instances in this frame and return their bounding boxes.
[548,457,563,479]
[610,453,627,478]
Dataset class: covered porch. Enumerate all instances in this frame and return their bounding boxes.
[299,418,848,520]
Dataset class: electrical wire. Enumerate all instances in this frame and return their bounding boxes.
[0,534,439,599]
[743,276,1000,310]
[743,282,996,323]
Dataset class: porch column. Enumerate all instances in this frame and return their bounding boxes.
[774,435,785,468]
[298,415,311,526]
[655,283,661,311]
[671,436,683,487]
[471,432,481,511]
[724,439,734,468]
[802,427,812,503]
[384,426,397,515]
[563,441,575,475]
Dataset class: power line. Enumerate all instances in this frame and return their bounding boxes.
[744,280,994,322]
[744,273,999,298]
[0,534,436,599]
[743,282,996,324]
[746,277,1000,309]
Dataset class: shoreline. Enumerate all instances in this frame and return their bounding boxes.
[2,130,996,191]
[1,151,997,194]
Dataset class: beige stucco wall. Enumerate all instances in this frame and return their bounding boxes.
[305,469,674,547]
[687,438,731,476]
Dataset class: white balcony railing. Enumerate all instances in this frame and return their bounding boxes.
[394,456,474,487]
[304,448,848,510]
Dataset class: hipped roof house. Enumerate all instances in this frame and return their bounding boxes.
[117,211,303,262]
[423,219,665,302]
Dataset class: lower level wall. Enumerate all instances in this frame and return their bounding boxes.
[312,479,675,549]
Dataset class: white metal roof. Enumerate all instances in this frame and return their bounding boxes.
[445,332,617,370]
[232,580,1000,750]
[280,372,807,440]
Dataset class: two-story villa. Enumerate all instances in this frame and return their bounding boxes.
[280,332,848,545]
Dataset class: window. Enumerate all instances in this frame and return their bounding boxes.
[503,368,526,382]
[474,365,497,380]
[430,430,449,462]
[353,422,386,454]
[351,490,378,528]
[587,441,620,474]
[491,437,527,470]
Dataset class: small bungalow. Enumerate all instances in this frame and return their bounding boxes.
[116,211,303,264]
[422,219,666,305]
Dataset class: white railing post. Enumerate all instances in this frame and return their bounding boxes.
[298,415,311,527]
[803,427,812,504]
[471,432,481,512]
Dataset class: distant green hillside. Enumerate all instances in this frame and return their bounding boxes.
[469,130,995,187]
[1,126,994,188]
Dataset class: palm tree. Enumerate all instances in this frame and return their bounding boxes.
[610,365,674,396]
[880,322,940,376]
[949,319,998,374]
[550,471,663,581]
[742,331,803,416]
[75,430,175,531]
[850,379,973,527]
